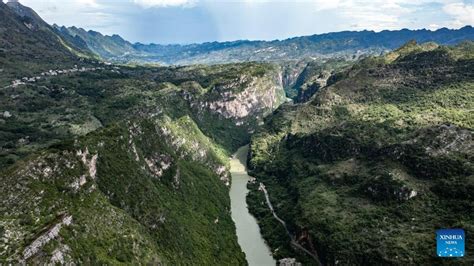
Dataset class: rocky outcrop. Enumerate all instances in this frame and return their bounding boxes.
[22,215,72,262]
[405,124,473,157]
[145,154,172,179]
[296,70,331,103]
[189,69,286,124]
[77,148,98,179]
[157,116,231,185]
[279,258,302,266]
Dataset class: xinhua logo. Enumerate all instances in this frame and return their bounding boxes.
[436,229,465,257]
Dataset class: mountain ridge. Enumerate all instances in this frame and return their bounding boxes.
[3,1,473,66]
[55,23,474,65]
[0,1,97,85]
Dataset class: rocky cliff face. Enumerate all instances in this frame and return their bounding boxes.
[171,63,287,151]
[192,67,285,122]
[295,70,331,103]
[281,58,352,102]
[280,60,309,92]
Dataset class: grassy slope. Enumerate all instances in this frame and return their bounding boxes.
[248,41,474,264]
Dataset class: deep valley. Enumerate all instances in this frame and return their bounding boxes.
[0,0,473,265]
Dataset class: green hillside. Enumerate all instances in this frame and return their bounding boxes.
[1,1,473,264]
[0,8,286,261]
[0,54,284,263]
[248,41,474,264]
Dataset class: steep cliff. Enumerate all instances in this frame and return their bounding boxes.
[183,63,286,150]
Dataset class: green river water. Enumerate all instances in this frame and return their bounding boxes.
[230,145,276,266]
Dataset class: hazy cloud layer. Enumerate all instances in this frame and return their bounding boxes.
[7,0,473,44]
[133,0,196,8]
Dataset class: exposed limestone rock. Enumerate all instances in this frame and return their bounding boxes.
[182,70,285,127]
[145,154,173,179]
[215,166,226,176]
[76,148,98,179]
[42,166,52,178]
[22,215,72,262]
[89,154,98,179]
[408,190,418,199]
[50,244,71,264]
[422,124,472,156]
[215,165,230,186]
[131,143,140,161]
[204,76,282,119]
[145,158,163,178]
[2,111,12,118]
[172,168,181,189]
[70,175,87,191]
[279,258,302,266]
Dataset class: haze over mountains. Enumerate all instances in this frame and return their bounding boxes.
[0,0,473,265]
[3,0,474,66]
[57,25,474,65]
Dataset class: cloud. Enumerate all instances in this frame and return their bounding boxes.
[312,0,415,30]
[132,0,196,8]
[313,0,342,11]
[77,0,99,7]
[443,2,474,27]
[13,0,471,43]
[20,0,119,31]
[312,0,471,31]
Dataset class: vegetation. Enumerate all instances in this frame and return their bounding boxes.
[0,1,96,86]
[0,61,283,168]
[0,10,283,260]
[0,117,246,264]
[248,41,474,264]
[284,58,352,101]
[1,1,473,264]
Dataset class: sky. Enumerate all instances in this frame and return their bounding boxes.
[6,0,474,44]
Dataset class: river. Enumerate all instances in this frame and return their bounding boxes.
[230,145,276,266]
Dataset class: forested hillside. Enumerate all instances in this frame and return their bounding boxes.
[248,41,474,264]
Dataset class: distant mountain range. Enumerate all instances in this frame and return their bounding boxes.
[3,0,474,66]
[56,24,474,65]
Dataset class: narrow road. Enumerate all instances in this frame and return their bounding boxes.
[258,183,322,266]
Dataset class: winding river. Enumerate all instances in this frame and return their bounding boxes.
[230,145,276,266]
